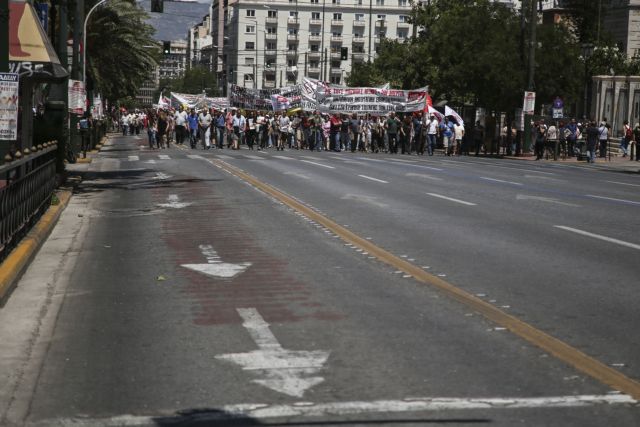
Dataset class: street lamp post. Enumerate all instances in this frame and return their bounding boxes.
[83,0,108,92]
[609,67,615,162]
[582,43,594,120]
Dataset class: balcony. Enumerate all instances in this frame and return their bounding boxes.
[331,19,343,26]
[309,34,322,42]
[264,49,277,56]
[265,17,278,24]
[352,36,365,44]
[330,35,343,43]
[264,66,276,74]
[307,66,320,74]
[309,19,323,26]
[308,51,321,59]
[288,17,300,25]
[330,67,342,75]
[265,33,277,41]
[375,20,386,27]
[330,51,341,60]
[263,80,276,88]
[397,21,410,28]
[287,34,299,41]
[353,20,366,27]
[286,50,298,58]
[286,66,298,73]
[352,52,367,62]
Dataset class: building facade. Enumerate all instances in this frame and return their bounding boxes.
[220,0,414,90]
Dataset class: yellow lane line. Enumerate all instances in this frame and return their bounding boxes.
[209,157,640,401]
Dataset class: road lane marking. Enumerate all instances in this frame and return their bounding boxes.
[215,308,329,397]
[387,158,418,163]
[127,155,139,161]
[554,226,640,251]
[273,155,294,160]
[480,176,523,186]
[283,171,310,180]
[181,244,251,278]
[187,154,205,160]
[586,194,640,206]
[605,180,640,187]
[300,160,335,169]
[406,172,443,181]
[341,194,388,208]
[42,394,636,425]
[244,155,264,160]
[157,194,192,209]
[426,193,476,206]
[516,194,580,207]
[158,154,171,160]
[358,174,388,183]
[355,156,386,162]
[205,157,640,400]
[216,154,234,160]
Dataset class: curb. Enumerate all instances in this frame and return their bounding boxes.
[0,190,73,306]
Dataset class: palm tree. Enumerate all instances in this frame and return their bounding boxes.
[85,0,159,103]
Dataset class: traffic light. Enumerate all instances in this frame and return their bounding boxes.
[340,47,348,60]
[163,41,171,55]
[151,0,164,13]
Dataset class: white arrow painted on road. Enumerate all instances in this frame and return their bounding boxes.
[216,308,329,398]
[157,194,192,209]
[181,244,251,279]
[516,194,580,207]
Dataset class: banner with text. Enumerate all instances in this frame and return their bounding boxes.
[0,73,19,140]
[229,84,301,111]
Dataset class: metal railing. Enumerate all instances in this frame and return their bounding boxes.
[0,142,58,261]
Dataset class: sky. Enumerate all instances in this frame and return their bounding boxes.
[137,0,210,42]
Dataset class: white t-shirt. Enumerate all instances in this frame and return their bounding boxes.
[175,110,188,126]
[428,119,439,135]
[454,124,464,140]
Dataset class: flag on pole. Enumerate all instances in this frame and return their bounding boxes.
[445,105,464,126]
[428,105,444,122]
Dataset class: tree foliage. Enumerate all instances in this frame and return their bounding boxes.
[155,66,219,101]
[85,0,159,103]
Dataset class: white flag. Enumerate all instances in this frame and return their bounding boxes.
[445,105,464,127]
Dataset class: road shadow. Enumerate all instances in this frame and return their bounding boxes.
[152,408,490,426]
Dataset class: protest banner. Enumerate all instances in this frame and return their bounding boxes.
[229,84,301,111]
[312,85,428,115]
[68,79,85,115]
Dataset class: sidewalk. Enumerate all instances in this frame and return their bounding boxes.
[503,153,640,173]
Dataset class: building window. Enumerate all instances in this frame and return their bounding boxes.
[288,59,296,66]
[330,75,341,84]
[245,41,255,50]
[398,0,407,5]
[288,43,297,51]
[311,31,321,37]
[311,0,319,3]
[310,44,319,51]
[377,14,386,21]
[332,0,340,4]
[333,13,342,20]
[265,74,275,82]
[354,31,363,38]
[266,60,275,69]
[310,61,318,67]
[399,15,409,23]
[332,31,342,37]
[268,10,277,18]
[245,57,254,65]
[267,42,276,49]
[246,9,255,17]
[288,28,298,35]
[246,25,255,33]
[355,13,364,21]
[244,74,254,82]
[397,30,408,39]
[376,0,384,5]
[267,26,277,34]
[290,11,298,17]
[312,12,321,20]
[331,60,340,68]
[354,46,364,53]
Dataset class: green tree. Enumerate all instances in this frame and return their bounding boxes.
[85,0,159,103]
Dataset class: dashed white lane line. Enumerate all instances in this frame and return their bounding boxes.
[216,154,234,160]
[387,158,418,163]
[158,154,171,160]
[244,155,264,160]
[605,180,640,188]
[586,194,640,206]
[358,174,389,184]
[480,176,523,186]
[127,155,139,161]
[273,155,294,160]
[426,192,477,206]
[300,160,335,169]
[39,394,635,425]
[187,154,205,160]
[554,226,640,251]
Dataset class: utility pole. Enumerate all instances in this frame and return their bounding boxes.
[0,0,8,72]
[527,0,536,91]
[72,0,84,81]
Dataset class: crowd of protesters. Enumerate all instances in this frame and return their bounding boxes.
[113,107,639,162]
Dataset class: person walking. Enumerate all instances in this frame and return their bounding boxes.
[634,123,640,161]
[598,119,610,158]
[198,108,212,149]
[174,106,188,145]
[585,120,599,163]
[622,120,632,158]
[427,114,438,156]
[473,120,485,156]
[187,109,198,149]
[534,119,547,160]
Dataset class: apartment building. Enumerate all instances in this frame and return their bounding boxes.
[220,0,413,90]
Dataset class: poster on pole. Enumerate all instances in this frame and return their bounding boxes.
[0,73,20,140]
[68,79,86,115]
[523,91,536,115]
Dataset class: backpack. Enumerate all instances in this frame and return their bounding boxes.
[625,126,632,139]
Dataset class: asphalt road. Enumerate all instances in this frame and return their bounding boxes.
[1,135,639,426]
